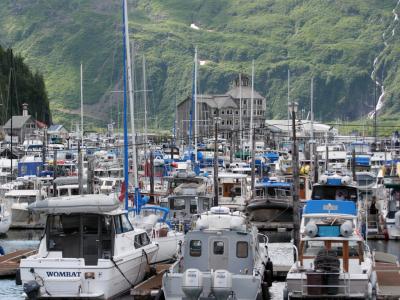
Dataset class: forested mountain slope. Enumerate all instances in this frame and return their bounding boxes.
[0,0,398,129]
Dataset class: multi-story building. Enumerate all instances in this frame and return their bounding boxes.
[177,75,266,145]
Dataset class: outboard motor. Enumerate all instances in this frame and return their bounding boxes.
[305,222,318,237]
[182,269,203,300]
[314,250,340,295]
[340,220,353,237]
[23,281,40,299]
[212,270,232,300]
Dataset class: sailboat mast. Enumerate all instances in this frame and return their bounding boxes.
[287,69,290,141]
[80,63,84,145]
[124,17,138,191]
[249,60,255,150]
[121,0,130,208]
[194,46,198,163]
[142,55,148,151]
[239,73,243,158]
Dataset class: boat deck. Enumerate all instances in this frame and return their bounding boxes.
[375,261,400,299]
[0,249,36,277]
[130,264,171,299]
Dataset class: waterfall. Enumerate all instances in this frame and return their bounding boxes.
[368,0,400,119]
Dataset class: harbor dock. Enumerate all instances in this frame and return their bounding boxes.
[130,264,172,299]
[374,252,400,300]
[0,249,36,277]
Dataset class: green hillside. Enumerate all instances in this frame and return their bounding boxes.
[0,0,398,132]
[0,45,51,125]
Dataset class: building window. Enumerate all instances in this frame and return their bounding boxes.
[214,110,217,115]
[235,110,239,115]
[235,119,239,125]
[221,120,225,125]
[243,100,247,105]
[243,110,246,115]
[221,110,225,115]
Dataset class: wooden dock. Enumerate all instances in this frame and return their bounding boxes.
[130,264,171,299]
[374,252,400,299]
[0,249,36,277]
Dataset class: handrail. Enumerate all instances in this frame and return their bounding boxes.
[300,272,351,296]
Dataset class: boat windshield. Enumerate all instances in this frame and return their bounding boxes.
[312,186,357,202]
[303,241,360,257]
[46,213,114,265]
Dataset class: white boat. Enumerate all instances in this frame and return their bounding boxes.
[19,194,159,299]
[217,172,250,210]
[383,176,400,239]
[0,199,12,234]
[284,199,376,299]
[130,205,184,264]
[162,206,273,300]
[6,188,47,229]
[316,143,347,173]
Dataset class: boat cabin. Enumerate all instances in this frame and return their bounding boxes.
[45,211,150,265]
[311,175,358,202]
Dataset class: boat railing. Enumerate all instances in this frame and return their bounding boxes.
[253,188,291,203]
[299,271,351,297]
[257,233,269,246]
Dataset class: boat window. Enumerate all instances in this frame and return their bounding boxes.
[170,198,185,210]
[189,240,202,257]
[190,199,197,214]
[203,199,210,210]
[47,214,80,257]
[236,241,248,258]
[82,215,98,234]
[213,241,224,255]
[134,233,151,248]
[114,215,123,234]
[120,214,133,232]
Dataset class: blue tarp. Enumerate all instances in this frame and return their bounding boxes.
[263,152,279,163]
[257,178,291,188]
[18,161,44,177]
[355,156,370,167]
[303,200,357,216]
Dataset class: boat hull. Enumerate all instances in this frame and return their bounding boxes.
[152,232,184,263]
[20,247,158,299]
[247,200,293,222]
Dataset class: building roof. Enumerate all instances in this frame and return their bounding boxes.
[265,120,338,135]
[48,124,66,133]
[3,115,32,129]
[226,86,265,100]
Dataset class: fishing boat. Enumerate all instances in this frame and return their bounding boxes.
[246,177,293,226]
[160,171,213,230]
[284,200,376,299]
[162,206,273,299]
[19,194,159,299]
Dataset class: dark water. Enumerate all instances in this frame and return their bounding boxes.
[0,230,399,300]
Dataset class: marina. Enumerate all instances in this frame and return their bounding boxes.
[2,1,400,300]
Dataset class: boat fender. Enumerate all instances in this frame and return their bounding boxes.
[370,271,377,291]
[15,269,22,285]
[283,286,289,300]
[266,258,273,273]
[23,281,40,300]
[366,281,375,300]
[264,269,273,287]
